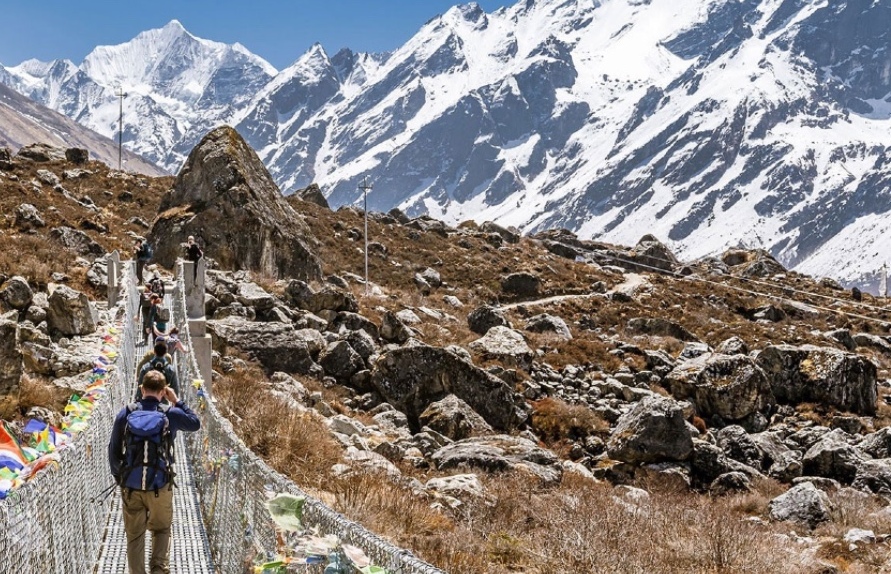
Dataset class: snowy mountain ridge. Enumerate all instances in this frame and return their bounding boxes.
[3,0,891,287]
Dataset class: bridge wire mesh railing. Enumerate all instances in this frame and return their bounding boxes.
[171,261,444,574]
[0,260,140,574]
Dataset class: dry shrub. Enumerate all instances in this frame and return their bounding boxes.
[18,374,64,415]
[328,472,453,539]
[0,235,76,288]
[728,477,785,516]
[874,390,891,430]
[818,488,891,537]
[430,474,813,574]
[214,366,342,489]
[530,397,608,443]
[252,271,284,297]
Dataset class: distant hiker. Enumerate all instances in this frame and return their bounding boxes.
[150,295,170,338]
[852,286,863,302]
[149,273,165,298]
[108,369,200,574]
[139,285,153,345]
[137,338,178,395]
[135,239,152,284]
[164,328,189,358]
[185,235,203,280]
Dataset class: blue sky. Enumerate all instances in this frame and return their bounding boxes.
[0,1,510,70]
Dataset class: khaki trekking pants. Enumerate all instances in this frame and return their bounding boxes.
[122,485,174,574]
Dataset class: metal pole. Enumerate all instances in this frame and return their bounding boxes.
[359,177,373,296]
[115,87,126,171]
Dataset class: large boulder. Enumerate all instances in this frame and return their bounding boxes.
[627,235,678,273]
[150,126,321,280]
[419,394,494,440]
[739,252,786,278]
[380,311,412,344]
[47,286,97,336]
[49,226,104,257]
[756,345,878,415]
[467,305,511,335]
[236,282,276,311]
[16,143,66,162]
[431,435,560,483]
[665,354,775,422]
[14,204,45,231]
[208,317,316,375]
[480,221,520,244]
[370,343,528,432]
[1,276,33,310]
[501,272,541,296]
[607,396,694,464]
[801,430,866,483]
[0,320,22,419]
[285,281,357,314]
[468,326,533,368]
[319,341,364,382]
[292,183,329,209]
[768,482,832,527]
[524,313,572,340]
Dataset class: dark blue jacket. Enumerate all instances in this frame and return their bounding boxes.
[108,396,200,490]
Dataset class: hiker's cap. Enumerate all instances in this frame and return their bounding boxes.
[154,336,168,345]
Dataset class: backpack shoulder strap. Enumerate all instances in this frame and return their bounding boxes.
[126,402,141,413]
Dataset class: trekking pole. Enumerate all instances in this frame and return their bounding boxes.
[90,482,119,504]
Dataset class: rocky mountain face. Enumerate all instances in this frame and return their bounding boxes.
[0,83,164,176]
[150,126,321,280]
[0,20,275,172]
[4,1,891,287]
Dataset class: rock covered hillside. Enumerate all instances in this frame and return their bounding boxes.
[3,130,891,570]
[4,0,891,288]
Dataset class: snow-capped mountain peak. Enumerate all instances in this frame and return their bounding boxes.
[4,0,891,289]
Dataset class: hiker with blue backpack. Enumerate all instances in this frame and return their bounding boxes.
[108,369,200,574]
[137,338,179,396]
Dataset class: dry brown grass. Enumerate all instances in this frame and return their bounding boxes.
[18,374,65,415]
[530,397,608,444]
[414,473,817,574]
[0,234,83,289]
[0,157,172,291]
[214,365,343,489]
[874,389,891,430]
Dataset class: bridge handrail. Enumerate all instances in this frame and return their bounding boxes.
[172,261,445,574]
[0,261,141,574]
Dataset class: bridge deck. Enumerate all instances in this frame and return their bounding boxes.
[95,433,214,573]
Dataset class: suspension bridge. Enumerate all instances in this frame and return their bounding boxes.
[0,259,443,574]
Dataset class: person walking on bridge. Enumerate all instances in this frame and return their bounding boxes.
[108,370,200,574]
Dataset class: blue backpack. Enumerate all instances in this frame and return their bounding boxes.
[120,403,174,491]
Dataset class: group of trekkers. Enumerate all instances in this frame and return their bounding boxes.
[108,236,204,574]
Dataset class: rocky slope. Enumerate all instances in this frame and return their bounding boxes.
[3,130,891,571]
